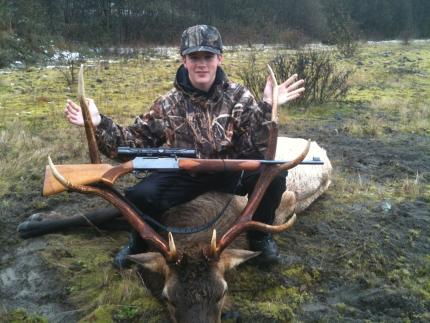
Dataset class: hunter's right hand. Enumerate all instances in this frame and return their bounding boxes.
[64,98,101,127]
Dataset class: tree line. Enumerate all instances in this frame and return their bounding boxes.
[0,0,429,65]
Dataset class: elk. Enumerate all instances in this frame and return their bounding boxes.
[36,66,332,322]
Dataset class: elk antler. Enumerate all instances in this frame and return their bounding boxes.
[267,65,279,124]
[79,65,101,164]
[205,66,310,258]
[265,65,280,161]
[46,68,178,261]
[47,156,179,262]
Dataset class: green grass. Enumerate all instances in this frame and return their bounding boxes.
[0,309,48,323]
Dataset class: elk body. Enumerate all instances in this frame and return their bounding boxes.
[31,65,332,323]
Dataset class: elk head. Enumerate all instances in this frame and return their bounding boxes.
[128,248,259,323]
[47,65,309,322]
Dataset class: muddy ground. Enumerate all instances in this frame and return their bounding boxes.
[1,112,429,322]
[285,118,430,322]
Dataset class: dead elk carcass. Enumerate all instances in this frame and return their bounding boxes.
[46,137,311,323]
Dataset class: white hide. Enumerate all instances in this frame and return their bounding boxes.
[231,137,332,225]
[273,137,332,224]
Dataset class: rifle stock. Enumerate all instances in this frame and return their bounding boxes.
[43,163,127,197]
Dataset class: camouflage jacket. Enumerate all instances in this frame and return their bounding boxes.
[95,66,272,160]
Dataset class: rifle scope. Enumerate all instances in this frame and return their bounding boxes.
[117,147,196,158]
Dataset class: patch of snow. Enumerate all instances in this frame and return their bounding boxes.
[367,39,430,45]
[10,61,25,68]
[51,51,81,61]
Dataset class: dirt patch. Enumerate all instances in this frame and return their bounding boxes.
[0,198,92,322]
[280,119,430,322]
[0,238,77,322]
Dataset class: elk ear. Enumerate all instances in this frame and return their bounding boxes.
[219,249,261,271]
[127,252,167,274]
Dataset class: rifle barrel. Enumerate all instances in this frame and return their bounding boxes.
[260,157,323,165]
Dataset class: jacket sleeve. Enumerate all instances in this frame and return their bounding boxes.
[232,88,273,159]
[95,98,167,160]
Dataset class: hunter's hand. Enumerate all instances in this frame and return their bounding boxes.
[263,74,305,106]
[64,98,101,127]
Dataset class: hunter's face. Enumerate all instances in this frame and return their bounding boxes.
[183,52,222,92]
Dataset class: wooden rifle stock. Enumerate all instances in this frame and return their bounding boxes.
[42,161,133,197]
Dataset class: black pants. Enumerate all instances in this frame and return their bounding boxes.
[125,170,287,239]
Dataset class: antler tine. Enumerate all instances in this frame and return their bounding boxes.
[78,64,86,98]
[267,65,279,124]
[79,64,101,164]
[47,156,178,262]
[279,139,311,171]
[265,65,279,161]
[210,229,217,257]
[168,232,177,259]
[217,214,297,255]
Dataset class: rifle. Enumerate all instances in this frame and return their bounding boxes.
[43,147,324,197]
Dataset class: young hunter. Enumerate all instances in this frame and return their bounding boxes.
[64,25,305,268]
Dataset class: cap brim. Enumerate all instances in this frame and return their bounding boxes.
[181,46,221,55]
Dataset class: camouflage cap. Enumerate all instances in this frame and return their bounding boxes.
[180,25,223,56]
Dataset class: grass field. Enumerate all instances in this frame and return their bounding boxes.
[1,41,429,322]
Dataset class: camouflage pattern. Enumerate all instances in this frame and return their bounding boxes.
[180,25,223,55]
[95,67,272,161]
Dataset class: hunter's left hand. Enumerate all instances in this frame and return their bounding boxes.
[263,74,305,106]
